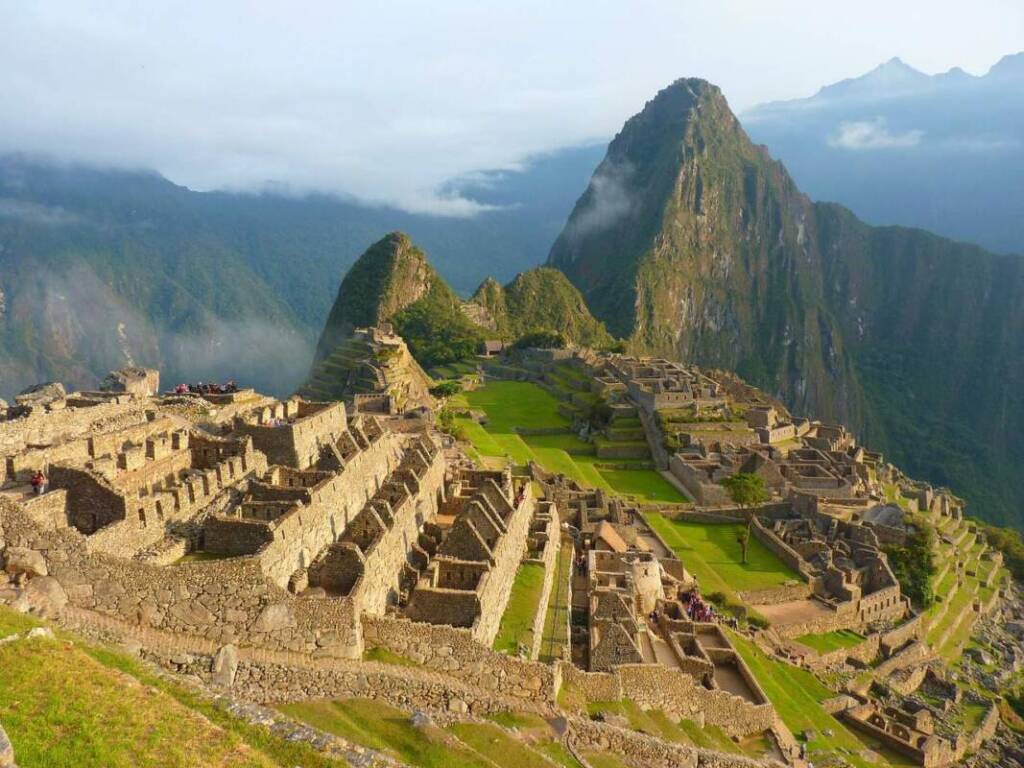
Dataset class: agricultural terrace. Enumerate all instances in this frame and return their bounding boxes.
[279,698,604,768]
[451,380,685,504]
[493,562,546,654]
[794,630,865,654]
[646,516,800,599]
[726,631,916,768]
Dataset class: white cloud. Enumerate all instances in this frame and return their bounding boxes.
[828,118,924,150]
[567,160,635,237]
[0,199,82,226]
[0,2,1020,213]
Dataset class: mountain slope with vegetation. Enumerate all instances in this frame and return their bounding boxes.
[0,146,604,398]
[468,268,613,349]
[548,78,1024,526]
[310,234,615,382]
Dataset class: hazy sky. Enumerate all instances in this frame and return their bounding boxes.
[3,1,1022,213]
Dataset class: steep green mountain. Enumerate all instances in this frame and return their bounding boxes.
[742,53,1024,257]
[0,147,604,398]
[549,78,1024,527]
[468,268,613,348]
[310,234,614,384]
[312,232,485,372]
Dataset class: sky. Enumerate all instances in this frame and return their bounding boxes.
[3,1,1022,214]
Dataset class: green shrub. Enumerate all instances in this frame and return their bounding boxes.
[512,330,567,350]
[430,380,463,397]
[883,514,936,607]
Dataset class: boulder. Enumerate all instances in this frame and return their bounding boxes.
[2,548,48,578]
[253,603,296,633]
[101,368,160,397]
[0,720,15,768]
[24,577,67,616]
[211,644,239,687]
[14,381,65,407]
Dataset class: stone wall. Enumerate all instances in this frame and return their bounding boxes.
[527,510,560,660]
[471,492,536,645]
[559,661,772,739]
[255,434,402,587]
[0,498,365,657]
[352,445,445,614]
[363,615,559,702]
[569,719,773,768]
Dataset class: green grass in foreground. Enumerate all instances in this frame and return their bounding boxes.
[456,381,686,504]
[281,699,582,768]
[587,700,747,756]
[0,606,338,768]
[280,698,489,768]
[494,562,546,654]
[647,515,799,596]
[795,630,865,654]
[726,630,914,768]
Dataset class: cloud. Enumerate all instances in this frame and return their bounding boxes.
[0,198,82,226]
[1,3,1021,213]
[566,160,636,237]
[828,118,924,150]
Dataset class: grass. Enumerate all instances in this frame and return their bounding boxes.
[447,722,556,768]
[647,515,799,597]
[539,541,573,662]
[455,380,686,504]
[795,630,866,654]
[493,562,546,654]
[585,700,760,758]
[279,699,491,768]
[726,630,914,768]
[0,606,339,768]
[282,699,582,768]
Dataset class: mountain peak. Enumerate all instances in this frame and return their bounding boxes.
[311,232,438,363]
[988,51,1024,79]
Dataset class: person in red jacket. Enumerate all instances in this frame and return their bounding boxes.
[30,469,48,495]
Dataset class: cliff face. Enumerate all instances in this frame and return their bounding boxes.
[549,78,1024,525]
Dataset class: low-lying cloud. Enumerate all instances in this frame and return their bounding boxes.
[828,118,924,150]
[0,198,82,226]
[567,159,636,237]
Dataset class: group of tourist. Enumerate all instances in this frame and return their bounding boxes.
[680,590,716,623]
[172,380,239,396]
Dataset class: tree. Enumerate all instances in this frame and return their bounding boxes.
[721,473,770,565]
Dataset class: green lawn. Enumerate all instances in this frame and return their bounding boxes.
[647,515,799,597]
[494,562,546,654]
[795,630,865,654]
[456,381,686,504]
[726,631,914,768]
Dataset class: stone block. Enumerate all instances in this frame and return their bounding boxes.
[2,548,47,578]
[24,577,67,616]
[212,644,239,688]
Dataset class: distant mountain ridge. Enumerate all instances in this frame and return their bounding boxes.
[549,77,1024,527]
[742,52,1024,256]
[0,146,604,398]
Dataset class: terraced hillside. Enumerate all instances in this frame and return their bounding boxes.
[450,376,685,505]
[300,328,432,411]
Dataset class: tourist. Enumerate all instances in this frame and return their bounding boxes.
[30,470,47,496]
